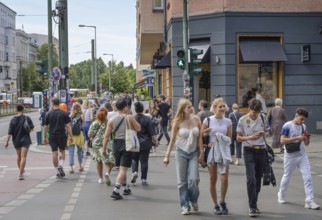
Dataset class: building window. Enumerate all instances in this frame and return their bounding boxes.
[5,52,8,61]
[238,36,286,111]
[5,35,8,45]
[153,0,164,10]
[239,63,279,109]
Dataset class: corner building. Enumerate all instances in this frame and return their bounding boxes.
[136,0,322,133]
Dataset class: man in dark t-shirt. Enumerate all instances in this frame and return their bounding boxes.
[44,97,73,178]
[157,94,171,145]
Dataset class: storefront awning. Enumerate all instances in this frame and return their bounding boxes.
[189,43,210,63]
[240,39,288,62]
[154,52,171,69]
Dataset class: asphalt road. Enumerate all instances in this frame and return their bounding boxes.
[0,112,322,219]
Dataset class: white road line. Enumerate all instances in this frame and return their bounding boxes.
[4,200,26,206]
[60,158,92,220]
[0,207,15,214]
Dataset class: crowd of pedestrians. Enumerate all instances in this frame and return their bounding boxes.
[4,92,320,217]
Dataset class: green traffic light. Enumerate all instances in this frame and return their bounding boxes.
[176,49,186,69]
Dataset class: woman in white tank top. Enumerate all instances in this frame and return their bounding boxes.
[200,97,232,215]
[163,98,202,215]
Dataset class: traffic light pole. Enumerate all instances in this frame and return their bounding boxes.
[182,0,190,100]
[47,0,53,108]
[57,0,70,109]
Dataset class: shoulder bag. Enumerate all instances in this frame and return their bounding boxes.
[24,116,31,133]
[88,123,103,148]
[125,115,140,152]
[284,125,304,153]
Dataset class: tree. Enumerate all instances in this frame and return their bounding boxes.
[37,43,59,67]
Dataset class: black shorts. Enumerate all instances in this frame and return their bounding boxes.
[113,139,133,168]
[49,133,67,152]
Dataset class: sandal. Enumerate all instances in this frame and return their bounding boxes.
[79,167,84,172]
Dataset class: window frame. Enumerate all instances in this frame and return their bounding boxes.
[237,34,284,112]
[153,0,164,11]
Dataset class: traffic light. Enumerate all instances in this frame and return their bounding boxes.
[189,48,203,77]
[176,49,186,69]
[36,60,48,77]
[43,89,49,110]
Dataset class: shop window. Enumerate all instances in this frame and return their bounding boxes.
[239,63,279,109]
[238,36,286,111]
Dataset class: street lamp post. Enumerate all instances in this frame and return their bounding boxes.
[79,24,97,93]
[102,53,114,92]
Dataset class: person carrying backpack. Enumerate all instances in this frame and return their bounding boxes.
[67,103,85,173]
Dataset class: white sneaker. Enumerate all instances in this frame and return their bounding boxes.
[98,178,103,184]
[181,208,190,215]
[105,174,111,186]
[305,201,320,210]
[191,203,199,211]
[277,192,286,204]
[131,172,138,184]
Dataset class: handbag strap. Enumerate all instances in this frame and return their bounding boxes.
[92,122,103,140]
[113,116,125,134]
[125,114,133,130]
[260,114,269,147]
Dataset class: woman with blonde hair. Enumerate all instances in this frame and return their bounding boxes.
[82,99,93,156]
[67,103,85,173]
[163,98,202,215]
[88,107,114,185]
[200,97,232,215]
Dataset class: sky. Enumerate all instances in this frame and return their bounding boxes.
[1,0,137,67]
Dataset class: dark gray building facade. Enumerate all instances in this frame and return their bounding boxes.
[168,12,322,133]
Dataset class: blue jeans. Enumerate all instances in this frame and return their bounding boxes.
[68,144,83,166]
[175,148,200,210]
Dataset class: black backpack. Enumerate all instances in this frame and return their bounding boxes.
[71,116,82,135]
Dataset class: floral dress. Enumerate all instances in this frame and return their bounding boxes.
[88,120,114,164]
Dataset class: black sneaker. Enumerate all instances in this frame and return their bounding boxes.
[56,173,62,179]
[249,208,257,217]
[255,208,261,215]
[111,191,123,200]
[220,201,229,215]
[86,151,91,156]
[123,188,131,195]
[214,205,222,215]
[58,166,65,177]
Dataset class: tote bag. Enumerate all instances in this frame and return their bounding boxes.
[125,115,140,152]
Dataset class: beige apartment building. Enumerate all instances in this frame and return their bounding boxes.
[136,0,322,133]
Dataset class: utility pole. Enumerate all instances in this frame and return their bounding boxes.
[182,0,190,100]
[91,39,95,91]
[56,0,69,107]
[48,0,53,99]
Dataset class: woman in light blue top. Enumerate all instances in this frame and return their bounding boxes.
[163,98,202,215]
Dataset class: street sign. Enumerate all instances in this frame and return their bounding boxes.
[52,67,62,81]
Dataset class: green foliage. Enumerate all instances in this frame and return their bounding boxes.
[136,87,149,97]
[99,60,135,94]
[145,95,152,101]
[37,43,59,67]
